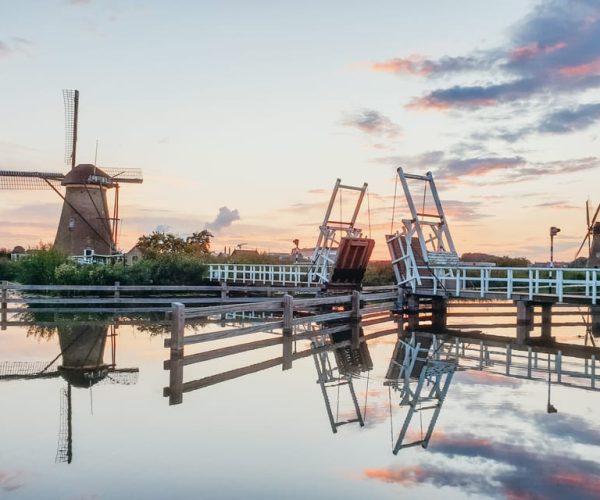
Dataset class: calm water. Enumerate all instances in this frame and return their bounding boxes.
[1,306,600,500]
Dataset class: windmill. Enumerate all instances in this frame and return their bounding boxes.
[0,90,143,257]
[0,323,139,464]
[574,200,600,267]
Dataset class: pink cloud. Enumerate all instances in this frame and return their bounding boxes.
[371,56,431,76]
[558,56,600,77]
[510,41,567,61]
[550,472,600,495]
[407,96,496,111]
[364,466,426,486]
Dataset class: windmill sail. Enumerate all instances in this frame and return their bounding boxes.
[100,167,143,183]
[63,89,79,169]
[0,170,64,190]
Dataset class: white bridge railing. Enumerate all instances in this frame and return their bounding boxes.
[419,265,599,304]
[208,264,315,286]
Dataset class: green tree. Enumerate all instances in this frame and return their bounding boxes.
[185,230,213,256]
[136,230,213,259]
[136,231,187,258]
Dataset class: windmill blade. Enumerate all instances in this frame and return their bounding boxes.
[100,167,143,184]
[574,202,600,259]
[63,89,79,169]
[100,368,139,385]
[587,200,591,254]
[0,170,64,190]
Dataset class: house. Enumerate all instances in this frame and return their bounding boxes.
[125,245,143,265]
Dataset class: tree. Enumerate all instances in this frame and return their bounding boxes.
[136,230,213,259]
[185,230,213,256]
[137,232,187,258]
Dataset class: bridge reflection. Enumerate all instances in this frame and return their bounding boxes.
[164,308,600,455]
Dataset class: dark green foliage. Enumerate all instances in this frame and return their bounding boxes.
[15,248,69,285]
[136,230,213,259]
[130,255,207,285]
[461,252,531,267]
[0,258,17,281]
[363,261,395,286]
[9,250,207,285]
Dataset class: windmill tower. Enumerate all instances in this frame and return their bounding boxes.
[0,90,143,257]
[575,201,600,267]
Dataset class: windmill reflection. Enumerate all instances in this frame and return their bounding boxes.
[386,332,456,454]
[0,321,138,464]
[311,323,373,433]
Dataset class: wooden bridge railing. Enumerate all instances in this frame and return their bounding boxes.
[208,263,315,286]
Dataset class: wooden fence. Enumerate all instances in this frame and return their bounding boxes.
[0,280,326,316]
[164,289,401,404]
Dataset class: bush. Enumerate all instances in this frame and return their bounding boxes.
[0,258,17,281]
[15,249,69,285]
[363,261,395,286]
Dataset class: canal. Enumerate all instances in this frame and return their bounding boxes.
[1,305,600,499]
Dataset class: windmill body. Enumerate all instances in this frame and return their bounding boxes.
[54,164,115,256]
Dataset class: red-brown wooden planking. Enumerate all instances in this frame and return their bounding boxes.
[328,237,375,290]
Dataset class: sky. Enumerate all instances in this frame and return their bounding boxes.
[0,0,599,261]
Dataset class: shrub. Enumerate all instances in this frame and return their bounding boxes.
[0,258,17,281]
[15,249,69,285]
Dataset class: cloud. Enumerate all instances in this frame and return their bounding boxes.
[372,51,499,77]
[0,470,27,492]
[0,38,32,59]
[364,432,600,499]
[373,0,600,110]
[205,206,240,233]
[538,102,600,133]
[377,151,599,183]
[341,109,401,139]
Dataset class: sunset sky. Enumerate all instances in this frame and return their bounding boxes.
[1,0,599,261]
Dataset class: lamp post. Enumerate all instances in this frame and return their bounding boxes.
[550,226,560,267]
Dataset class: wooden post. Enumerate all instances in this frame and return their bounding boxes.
[591,306,600,338]
[351,290,361,322]
[407,295,419,331]
[541,303,553,339]
[220,282,228,302]
[1,280,7,329]
[282,294,293,370]
[516,300,533,344]
[114,281,120,300]
[430,297,447,332]
[169,302,185,405]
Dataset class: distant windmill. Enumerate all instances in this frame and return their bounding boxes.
[575,200,600,267]
[0,90,143,256]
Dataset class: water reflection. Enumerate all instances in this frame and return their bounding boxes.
[311,324,371,432]
[3,305,600,499]
[0,320,139,464]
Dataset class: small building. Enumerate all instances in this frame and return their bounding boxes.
[125,245,143,265]
[10,245,28,261]
[230,248,259,259]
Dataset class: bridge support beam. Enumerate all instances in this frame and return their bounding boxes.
[591,306,600,338]
[430,297,447,332]
[406,295,420,331]
[516,300,534,344]
[541,303,553,340]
